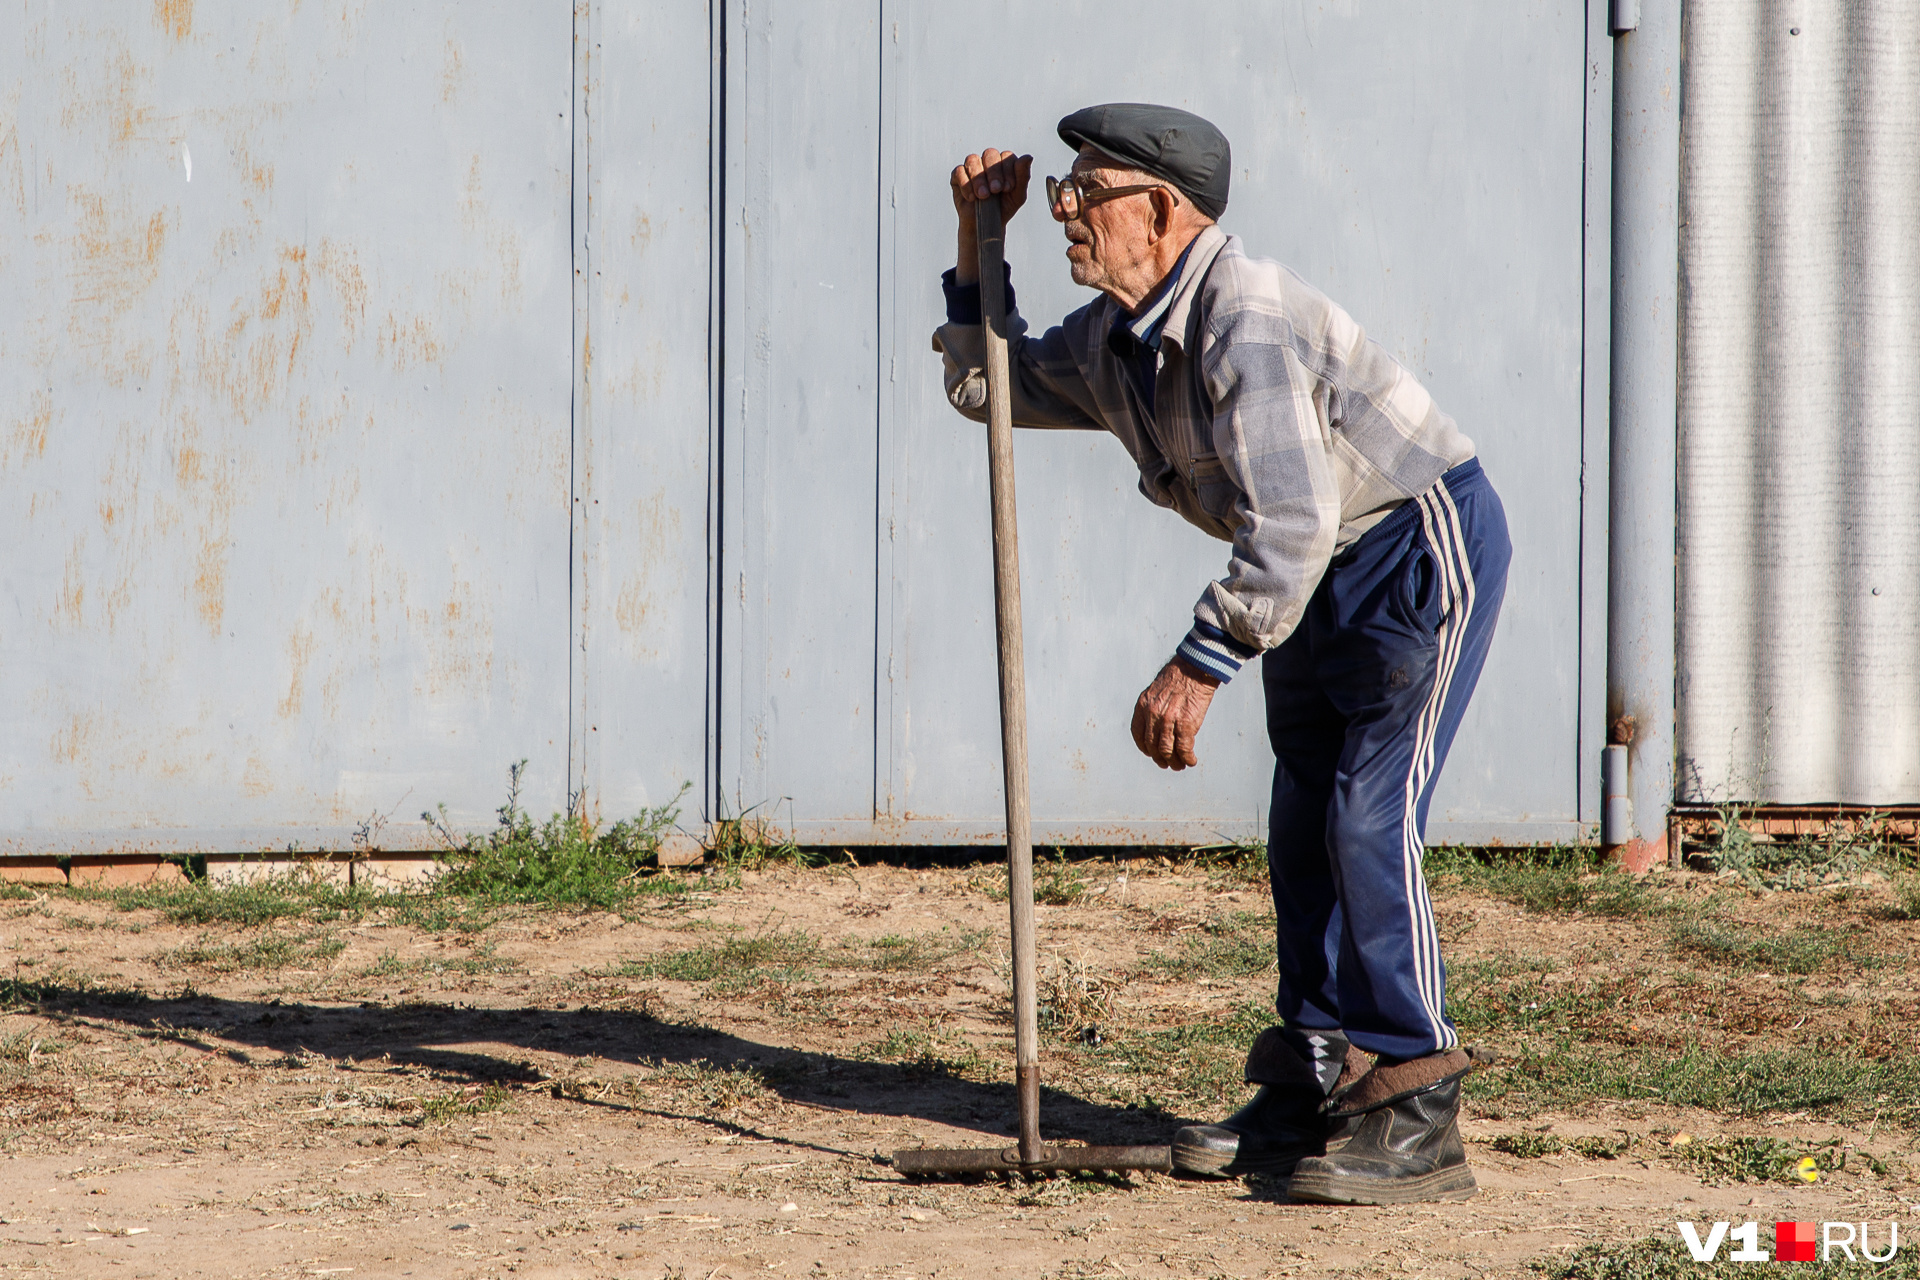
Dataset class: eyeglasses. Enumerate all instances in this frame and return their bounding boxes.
[1045,175,1175,221]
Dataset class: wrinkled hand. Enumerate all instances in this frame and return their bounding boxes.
[1131,658,1220,771]
[950,148,1032,284]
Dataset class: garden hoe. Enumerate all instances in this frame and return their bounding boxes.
[891,198,1172,1180]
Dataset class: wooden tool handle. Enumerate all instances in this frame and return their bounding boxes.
[972,198,1042,1165]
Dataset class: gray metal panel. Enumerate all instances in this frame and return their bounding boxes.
[0,4,575,851]
[719,1,881,825]
[1677,1,1920,804]
[571,2,717,829]
[868,1,1592,839]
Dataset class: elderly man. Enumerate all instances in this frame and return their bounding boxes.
[932,104,1510,1205]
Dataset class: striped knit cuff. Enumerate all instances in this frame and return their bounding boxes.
[1176,621,1260,684]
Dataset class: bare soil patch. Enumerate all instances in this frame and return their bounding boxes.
[0,855,1915,1278]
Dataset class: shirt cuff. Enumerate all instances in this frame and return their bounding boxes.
[941,261,1015,325]
[1176,621,1261,684]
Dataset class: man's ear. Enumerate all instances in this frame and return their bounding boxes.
[1149,187,1179,240]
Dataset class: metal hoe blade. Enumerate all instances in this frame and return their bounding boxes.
[895,1145,1173,1177]
[891,196,1172,1180]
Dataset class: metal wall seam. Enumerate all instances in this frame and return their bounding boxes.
[706,0,728,827]
[875,0,902,823]
[569,0,593,807]
[1578,0,1617,831]
[716,0,751,821]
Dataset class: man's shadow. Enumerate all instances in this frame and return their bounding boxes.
[20,984,1196,1153]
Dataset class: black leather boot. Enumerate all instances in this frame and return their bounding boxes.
[1171,1027,1349,1177]
[1286,1052,1476,1204]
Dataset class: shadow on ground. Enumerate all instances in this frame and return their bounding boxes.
[13,985,1193,1150]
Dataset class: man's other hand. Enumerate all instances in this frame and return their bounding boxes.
[951,148,1032,284]
[1131,658,1220,771]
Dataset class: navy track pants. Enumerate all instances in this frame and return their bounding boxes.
[1261,458,1509,1062]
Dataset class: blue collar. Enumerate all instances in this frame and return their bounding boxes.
[1113,237,1200,353]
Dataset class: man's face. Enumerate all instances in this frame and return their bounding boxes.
[1059,148,1156,294]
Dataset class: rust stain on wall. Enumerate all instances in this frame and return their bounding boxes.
[231,135,276,195]
[169,243,314,423]
[613,493,685,659]
[68,188,170,383]
[456,155,524,312]
[279,626,314,718]
[0,106,25,218]
[153,0,194,40]
[316,239,367,349]
[60,47,155,151]
[4,391,53,471]
[378,312,444,369]
[441,35,466,104]
[418,576,494,698]
[50,709,100,768]
[57,540,87,629]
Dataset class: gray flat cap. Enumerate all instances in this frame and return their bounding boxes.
[1057,103,1230,219]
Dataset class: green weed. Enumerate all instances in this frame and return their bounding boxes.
[849,929,989,973]
[1426,846,1667,918]
[1890,872,1920,921]
[0,1031,60,1069]
[1140,912,1275,980]
[1491,1132,1564,1158]
[639,1059,773,1111]
[161,932,346,974]
[1539,1235,1920,1280]
[1668,1134,1839,1184]
[706,807,820,871]
[1474,1042,1920,1127]
[1703,806,1896,890]
[356,944,521,980]
[1667,918,1874,974]
[1034,849,1090,906]
[859,1026,987,1080]
[613,928,820,993]
[416,1083,511,1125]
[86,875,380,927]
[426,762,688,910]
[1177,839,1270,885]
[1092,1001,1271,1110]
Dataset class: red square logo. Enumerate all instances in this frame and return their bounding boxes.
[1776,1221,1817,1262]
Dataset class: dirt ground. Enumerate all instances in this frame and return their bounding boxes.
[0,854,1915,1279]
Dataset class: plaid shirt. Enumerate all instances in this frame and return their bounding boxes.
[932,224,1475,682]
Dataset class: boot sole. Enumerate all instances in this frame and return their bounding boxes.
[1285,1164,1477,1205]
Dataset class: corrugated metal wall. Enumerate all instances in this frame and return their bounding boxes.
[1678,1,1920,804]
[2,2,1606,855]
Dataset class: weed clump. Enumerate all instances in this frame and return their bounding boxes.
[1034,849,1090,905]
[1540,1233,1920,1280]
[851,929,988,973]
[615,929,820,993]
[1037,951,1114,1037]
[1140,911,1276,980]
[1668,1134,1839,1184]
[1426,845,1666,918]
[162,932,346,974]
[1701,805,1903,890]
[1667,918,1872,974]
[426,762,688,910]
